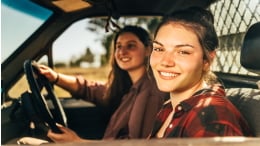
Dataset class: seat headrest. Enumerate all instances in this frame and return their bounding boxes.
[240,22,260,74]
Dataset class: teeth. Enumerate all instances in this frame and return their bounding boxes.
[160,72,178,77]
[121,57,130,61]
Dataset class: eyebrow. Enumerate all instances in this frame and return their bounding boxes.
[176,44,194,48]
[153,40,194,48]
[153,40,163,46]
[116,40,137,45]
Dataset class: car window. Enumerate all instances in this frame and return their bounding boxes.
[1,0,52,62]
[8,16,158,99]
[8,55,49,98]
[209,0,259,76]
[50,17,158,97]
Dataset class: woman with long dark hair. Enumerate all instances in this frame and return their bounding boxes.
[38,25,166,142]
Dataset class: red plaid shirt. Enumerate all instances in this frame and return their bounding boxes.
[150,84,252,138]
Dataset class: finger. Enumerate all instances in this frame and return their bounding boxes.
[47,129,65,142]
[56,123,64,127]
[55,124,71,134]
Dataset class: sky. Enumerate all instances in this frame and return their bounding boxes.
[1,3,106,63]
[52,19,106,63]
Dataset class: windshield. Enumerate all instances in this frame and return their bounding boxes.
[1,0,52,62]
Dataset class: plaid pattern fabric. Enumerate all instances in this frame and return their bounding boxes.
[150,84,252,138]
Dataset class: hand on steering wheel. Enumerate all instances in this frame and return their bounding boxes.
[23,59,67,133]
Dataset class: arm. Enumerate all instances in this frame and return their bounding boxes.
[37,64,107,105]
[37,64,79,94]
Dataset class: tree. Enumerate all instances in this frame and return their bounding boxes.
[86,17,161,65]
[69,47,95,67]
[82,47,94,63]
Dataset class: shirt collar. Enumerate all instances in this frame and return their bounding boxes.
[163,84,225,114]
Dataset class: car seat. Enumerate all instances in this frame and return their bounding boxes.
[240,22,260,74]
[226,22,260,137]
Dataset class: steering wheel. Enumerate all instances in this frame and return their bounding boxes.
[23,59,67,133]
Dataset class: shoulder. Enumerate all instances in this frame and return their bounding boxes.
[137,74,159,92]
[194,91,234,111]
[191,84,236,114]
[191,92,243,124]
[134,75,167,103]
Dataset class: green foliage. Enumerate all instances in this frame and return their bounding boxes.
[54,62,67,67]
[69,47,95,67]
[82,48,94,62]
[86,17,161,65]
[101,34,114,65]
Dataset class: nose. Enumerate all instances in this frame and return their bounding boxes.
[160,51,175,67]
[117,47,128,55]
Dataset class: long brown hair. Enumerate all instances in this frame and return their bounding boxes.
[105,25,152,113]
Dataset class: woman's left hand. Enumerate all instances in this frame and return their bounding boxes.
[47,124,84,143]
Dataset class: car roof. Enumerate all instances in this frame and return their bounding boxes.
[33,0,217,17]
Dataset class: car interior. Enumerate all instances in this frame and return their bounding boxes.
[225,22,260,137]
[1,0,260,145]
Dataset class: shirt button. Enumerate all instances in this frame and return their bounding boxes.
[177,106,182,111]
[169,124,173,128]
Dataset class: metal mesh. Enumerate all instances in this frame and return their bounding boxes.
[209,0,259,76]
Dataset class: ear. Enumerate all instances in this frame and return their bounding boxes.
[203,51,216,71]
[209,50,216,60]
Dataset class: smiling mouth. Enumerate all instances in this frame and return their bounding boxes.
[159,71,179,78]
[120,57,131,62]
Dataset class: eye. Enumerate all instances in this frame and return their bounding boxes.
[178,50,191,55]
[153,47,164,52]
[127,43,136,49]
[116,44,122,50]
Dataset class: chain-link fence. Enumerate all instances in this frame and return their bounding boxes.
[210,0,259,76]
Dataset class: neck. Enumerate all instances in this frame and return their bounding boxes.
[128,66,146,84]
[170,80,207,108]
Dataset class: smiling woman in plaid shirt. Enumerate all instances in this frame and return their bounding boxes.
[149,7,252,138]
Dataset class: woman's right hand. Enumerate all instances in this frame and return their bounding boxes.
[35,63,80,94]
[37,64,59,83]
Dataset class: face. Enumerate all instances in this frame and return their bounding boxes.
[150,23,208,95]
[115,32,149,72]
